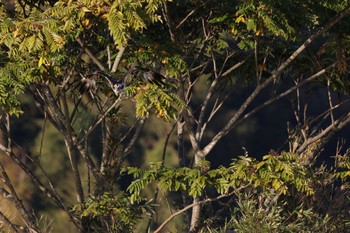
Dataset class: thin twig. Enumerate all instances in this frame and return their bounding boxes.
[144,120,178,231]
[0,161,41,232]
[175,1,209,30]
[0,143,81,228]
[236,62,338,127]
[61,93,85,203]
[0,210,19,233]
[107,45,111,70]
[154,191,236,233]
[195,53,219,142]
[327,77,335,124]
[297,111,350,155]
[38,112,47,157]
[79,98,120,145]
[122,118,146,158]
[200,93,230,140]
[222,56,250,77]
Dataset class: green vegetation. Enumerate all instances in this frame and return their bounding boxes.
[1,0,350,232]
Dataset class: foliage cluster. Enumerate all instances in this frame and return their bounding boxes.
[0,0,350,232]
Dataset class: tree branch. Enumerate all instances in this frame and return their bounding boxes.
[235,62,339,127]
[111,46,125,73]
[154,191,236,233]
[0,142,80,228]
[122,118,146,158]
[162,1,176,42]
[297,111,350,156]
[0,210,19,233]
[195,53,220,142]
[0,161,41,232]
[76,38,106,71]
[201,6,350,157]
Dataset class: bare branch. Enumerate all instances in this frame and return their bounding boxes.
[36,85,100,182]
[175,1,208,30]
[162,1,176,42]
[111,46,125,73]
[254,39,260,83]
[0,210,19,233]
[195,54,220,142]
[61,93,85,203]
[107,45,111,70]
[201,5,350,157]
[236,62,339,126]
[122,118,146,158]
[154,191,236,233]
[0,161,41,232]
[79,98,120,145]
[327,77,335,124]
[0,142,80,228]
[76,38,106,71]
[222,56,250,77]
[200,93,230,140]
[297,111,350,155]
[5,113,11,149]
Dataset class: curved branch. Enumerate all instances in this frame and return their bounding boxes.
[154,191,235,233]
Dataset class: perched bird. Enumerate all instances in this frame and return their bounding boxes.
[94,71,126,95]
[133,66,167,86]
[94,66,168,94]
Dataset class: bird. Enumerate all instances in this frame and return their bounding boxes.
[93,71,126,95]
[132,66,167,86]
[94,66,168,92]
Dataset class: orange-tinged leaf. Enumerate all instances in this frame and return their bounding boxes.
[82,19,90,27]
[255,28,264,36]
[13,28,20,38]
[258,64,267,73]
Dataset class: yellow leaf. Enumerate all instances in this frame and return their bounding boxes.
[38,57,44,67]
[235,15,246,23]
[255,28,264,36]
[82,7,91,13]
[231,27,237,35]
[101,13,109,19]
[82,19,90,27]
[13,28,20,38]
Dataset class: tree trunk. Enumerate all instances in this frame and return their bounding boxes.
[189,153,203,231]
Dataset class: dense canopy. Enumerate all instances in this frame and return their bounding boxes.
[0,0,350,232]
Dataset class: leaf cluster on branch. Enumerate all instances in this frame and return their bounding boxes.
[0,0,350,232]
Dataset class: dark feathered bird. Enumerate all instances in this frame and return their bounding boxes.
[133,66,167,86]
[94,71,126,95]
[92,66,168,97]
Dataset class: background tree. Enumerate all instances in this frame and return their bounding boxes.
[0,0,350,232]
